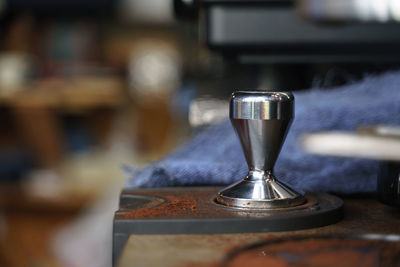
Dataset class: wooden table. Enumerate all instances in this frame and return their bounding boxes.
[117,197,400,267]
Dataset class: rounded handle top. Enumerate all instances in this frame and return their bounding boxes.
[230,90,294,120]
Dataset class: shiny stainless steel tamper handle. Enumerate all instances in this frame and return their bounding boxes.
[216,91,305,209]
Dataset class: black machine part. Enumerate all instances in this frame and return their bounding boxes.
[200,0,400,63]
[378,161,400,207]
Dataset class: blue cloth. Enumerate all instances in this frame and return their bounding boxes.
[125,71,400,194]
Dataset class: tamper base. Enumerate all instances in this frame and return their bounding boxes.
[217,171,305,209]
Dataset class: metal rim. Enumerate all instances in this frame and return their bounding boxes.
[216,193,306,209]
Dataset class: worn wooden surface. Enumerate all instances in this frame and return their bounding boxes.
[118,197,400,267]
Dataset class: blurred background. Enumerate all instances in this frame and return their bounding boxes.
[0,0,400,266]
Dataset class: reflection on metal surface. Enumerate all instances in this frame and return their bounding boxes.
[251,182,265,200]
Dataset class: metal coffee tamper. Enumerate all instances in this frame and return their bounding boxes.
[217,91,306,209]
[113,91,344,259]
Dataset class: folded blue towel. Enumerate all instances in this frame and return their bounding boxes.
[125,71,400,194]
